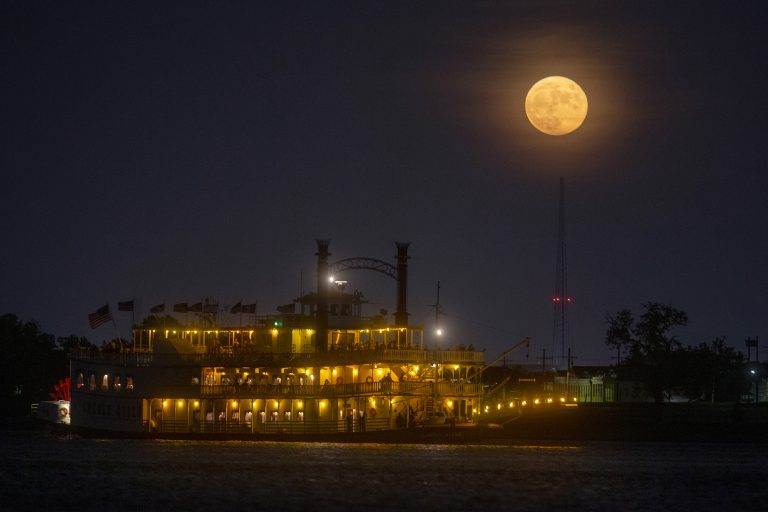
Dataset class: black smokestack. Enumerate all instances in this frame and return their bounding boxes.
[395,242,410,327]
[316,239,330,352]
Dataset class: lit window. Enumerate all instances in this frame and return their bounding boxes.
[77,371,85,389]
[101,374,109,391]
[89,373,96,391]
[113,375,121,392]
[126,376,134,391]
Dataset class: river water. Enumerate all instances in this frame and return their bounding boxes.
[1,430,767,511]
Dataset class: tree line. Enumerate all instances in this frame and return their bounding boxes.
[0,314,95,416]
[605,302,761,403]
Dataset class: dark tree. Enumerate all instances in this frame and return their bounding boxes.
[605,302,688,403]
[677,338,746,402]
[0,314,57,414]
[0,314,96,415]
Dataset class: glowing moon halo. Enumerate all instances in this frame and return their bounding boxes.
[525,76,588,136]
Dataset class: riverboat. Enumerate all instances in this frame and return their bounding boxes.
[69,241,485,437]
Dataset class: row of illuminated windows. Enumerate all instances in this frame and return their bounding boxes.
[83,401,139,419]
[76,371,134,392]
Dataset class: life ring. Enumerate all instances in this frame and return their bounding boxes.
[369,408,376,418]
[59,407,68,417]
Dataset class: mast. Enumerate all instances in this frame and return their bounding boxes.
[552,177,571,368]
[434,281,441,351]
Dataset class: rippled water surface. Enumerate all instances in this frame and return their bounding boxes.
[2,430,767,511]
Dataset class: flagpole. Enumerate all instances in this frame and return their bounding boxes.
[109,303,124,352]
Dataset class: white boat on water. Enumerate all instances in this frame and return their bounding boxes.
[70,242,484,437]
[34,400,71,425]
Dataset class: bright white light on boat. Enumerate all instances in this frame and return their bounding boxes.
[546,398,553,404]
[497,403,502,410]
[436,329,443,336]
[177,400,184,407]
[521,400,527,406]
[509,402,515,408]
[232,400,238,407]
[297,401,303,409]
[162,400,168,408]
[329,276,335,283]
[273,400,279,409]
[534,398,540,405]
[560,397,566,403]
[193,401,199,408]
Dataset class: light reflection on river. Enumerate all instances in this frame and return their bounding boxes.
[1,430,767,511]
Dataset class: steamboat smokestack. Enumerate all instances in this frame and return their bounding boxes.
[395,242,410,327]
[316,239,330,352]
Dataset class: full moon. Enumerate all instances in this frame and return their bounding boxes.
[525,76,588,136]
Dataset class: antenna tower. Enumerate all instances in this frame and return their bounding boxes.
[552,178,572,368]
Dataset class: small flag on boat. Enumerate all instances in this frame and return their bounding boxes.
[188,302,203,313]
[241,303,257,314]
[230,301,242,314]
[150,303,165,314]
[88,303,112,329]
[173,302,187,313]
[118,300,134,312]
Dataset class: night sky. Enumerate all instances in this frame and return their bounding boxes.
[3,1,767,365]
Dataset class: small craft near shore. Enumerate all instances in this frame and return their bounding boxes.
[33,400,71,426]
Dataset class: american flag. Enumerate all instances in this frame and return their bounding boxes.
[88,304,112,329]
[241,303,257,314]
[173,303,187,313]
[188,302,203,313]
[150,303,165,314]
[118,300,134,312]
[230,301,242,314]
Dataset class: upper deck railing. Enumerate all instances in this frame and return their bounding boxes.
[70,347,484,366]
[142,380,482,399]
